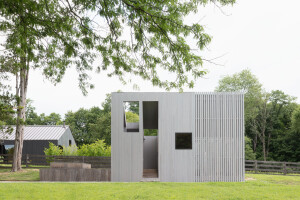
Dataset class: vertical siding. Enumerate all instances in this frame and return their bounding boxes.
[111,92,195,182]
[195,92,244,182]
[112,92,244,182]
[111,93,145,182]
[159,93,194,182]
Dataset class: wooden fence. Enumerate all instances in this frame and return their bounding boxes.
[245,160,300,175]
[1,154,299,175]
[0,154,111,169]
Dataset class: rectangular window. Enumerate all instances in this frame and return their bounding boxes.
[175,133,192,149]
[123,101,139,132]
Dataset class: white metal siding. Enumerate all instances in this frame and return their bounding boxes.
[111,92,244,182]
[194,92,244,182]
[159,93,194,182]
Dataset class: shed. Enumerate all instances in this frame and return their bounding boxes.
[111,92,245,182]
[0,125,76,155]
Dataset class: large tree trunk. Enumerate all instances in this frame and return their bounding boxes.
[11,66,29,172]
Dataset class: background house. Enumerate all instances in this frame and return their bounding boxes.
[0,125,76,155]
[111,92,245,182]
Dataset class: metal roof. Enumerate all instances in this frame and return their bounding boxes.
[0,125,70,141]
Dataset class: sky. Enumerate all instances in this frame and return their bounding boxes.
[6,0,300,117]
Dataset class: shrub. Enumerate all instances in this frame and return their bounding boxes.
[61,145,78,156]
[77,140,111,157]
[44,142,62,156]
[44,140,111,157]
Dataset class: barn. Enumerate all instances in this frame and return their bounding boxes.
[0,125,76,155]
[111,92,245,182]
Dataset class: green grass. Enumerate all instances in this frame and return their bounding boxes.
[0,168,40,181]
[0,174,299,199]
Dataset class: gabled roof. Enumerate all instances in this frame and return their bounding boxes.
[1,125,70,141]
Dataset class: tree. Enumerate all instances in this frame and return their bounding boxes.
[265,90,297,160]
[89,94,112,145]
[0,0,235,171]
[216,70,299,161]
[0,68,14,148]
[215,69,263,153]
[291,106,300,133]
[245,136,256,160]
[65,107,102,145]
[40,113,62,125]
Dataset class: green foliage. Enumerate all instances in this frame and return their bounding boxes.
[0,71,15,135]
[0,0,235,95]
[77,140,111,157]
[44,143,62,156]
[291,106,300,133]
[25,100,63,126]
[44,140,111,157]
[216,69,299,162]
[61,145,78,156]
[127,102,139,114]
[89,112,111,145]
[245,137,256,160]
[65,107,103,145]
[215,69,263,123]
[125,111,139,123]
[144,129,158,136]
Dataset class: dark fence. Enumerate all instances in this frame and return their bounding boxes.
[245,160,300,175]
[0,154,111,169]
[1,154,299,175]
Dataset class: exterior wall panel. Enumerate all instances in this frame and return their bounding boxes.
[4,140,58,155]
[112,92,244,182]
[194,92,244,182]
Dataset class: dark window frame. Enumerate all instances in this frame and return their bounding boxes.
[175,132,192,150]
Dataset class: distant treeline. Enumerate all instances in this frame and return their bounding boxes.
[1,70,300,162]
[216,69,300,162]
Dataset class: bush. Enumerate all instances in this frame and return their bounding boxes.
[44,140,111,157]
[77,140,111,157]
[44,142,62,156]
[61,145,78,156]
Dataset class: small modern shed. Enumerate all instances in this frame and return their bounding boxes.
[0,125,76,155]
[111,92,244,182]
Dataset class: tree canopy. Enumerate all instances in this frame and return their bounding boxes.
[215,69,299,161]
[0,0,236,93]
[0,0,236,171]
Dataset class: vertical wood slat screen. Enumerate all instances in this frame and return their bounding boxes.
[195,93,244,182]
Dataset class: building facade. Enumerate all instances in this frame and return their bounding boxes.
[1,125,76,155]
[111,92,245,182]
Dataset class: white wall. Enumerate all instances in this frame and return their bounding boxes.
[111,92,244,182]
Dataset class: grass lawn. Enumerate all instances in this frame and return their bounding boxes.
[0,173,299,200]
[0,168,40,181]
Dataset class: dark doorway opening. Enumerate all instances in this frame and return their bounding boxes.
[143,101,158,178]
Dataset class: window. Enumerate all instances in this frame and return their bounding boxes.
[175,133,192,149]
[69,140,72,146]
[123,101,139,132]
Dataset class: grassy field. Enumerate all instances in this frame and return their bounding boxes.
[0,173,299,200]
[0,168,39,181]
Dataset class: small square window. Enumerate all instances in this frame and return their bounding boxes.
[175,133,192,149]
